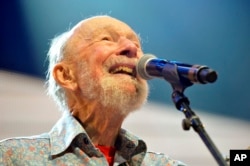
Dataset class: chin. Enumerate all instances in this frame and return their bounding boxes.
[100,76,149,115]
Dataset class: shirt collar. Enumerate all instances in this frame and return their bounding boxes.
[49,113,147,160]
[115,129,147,160]
[49,112,86,156]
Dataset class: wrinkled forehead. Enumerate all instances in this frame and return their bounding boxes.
[72,16,138,41]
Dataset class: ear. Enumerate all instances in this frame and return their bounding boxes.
[53,63,78,91]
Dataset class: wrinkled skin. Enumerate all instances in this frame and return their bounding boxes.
[53,16,148,146]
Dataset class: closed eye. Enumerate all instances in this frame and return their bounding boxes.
[101,36,112,41]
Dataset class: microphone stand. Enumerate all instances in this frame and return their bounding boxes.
[161,63,228,166]
[172,90,228,166]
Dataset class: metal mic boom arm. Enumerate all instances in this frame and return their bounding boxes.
[172,91,228,166]
[162,61,228,165]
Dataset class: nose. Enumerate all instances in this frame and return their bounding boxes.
[116,37,138,58]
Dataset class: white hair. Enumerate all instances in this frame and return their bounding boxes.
[46,30,73,112]
[45,15,146,113]
[45,16,108,112]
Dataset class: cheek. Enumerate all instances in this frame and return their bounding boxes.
[88,46,111,68]
[79,52,107,77]
[90,48,117,78]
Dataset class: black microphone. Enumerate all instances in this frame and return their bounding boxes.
[136,54,217,85]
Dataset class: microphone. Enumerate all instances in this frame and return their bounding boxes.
[136,54,217,85]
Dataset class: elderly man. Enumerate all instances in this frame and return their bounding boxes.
[0,15,186,166]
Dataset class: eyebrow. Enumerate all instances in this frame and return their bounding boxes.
[127,32,140,41]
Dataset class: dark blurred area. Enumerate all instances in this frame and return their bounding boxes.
[1,1,250,121]
[0,1,38,76]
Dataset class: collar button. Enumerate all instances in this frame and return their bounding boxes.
[83,137,90,144]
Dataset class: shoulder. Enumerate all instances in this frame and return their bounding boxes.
[0,133,50,162]
[144,151,187,166]
[0,133,49,148]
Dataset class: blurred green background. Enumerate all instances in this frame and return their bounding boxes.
[1,1,249,121]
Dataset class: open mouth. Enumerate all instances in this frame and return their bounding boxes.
[109,65,136,77]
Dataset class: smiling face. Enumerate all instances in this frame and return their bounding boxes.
[64,16,148,115]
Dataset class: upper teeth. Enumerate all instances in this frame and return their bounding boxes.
[110,66,133,74]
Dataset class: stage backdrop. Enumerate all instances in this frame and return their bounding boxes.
[1,1,250,121]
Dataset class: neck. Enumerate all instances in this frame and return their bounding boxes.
[71,100,126,147]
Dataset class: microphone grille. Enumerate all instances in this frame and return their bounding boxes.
[136,54,156,80]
